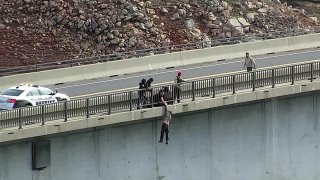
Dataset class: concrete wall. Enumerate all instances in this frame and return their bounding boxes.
[1,92,320,180]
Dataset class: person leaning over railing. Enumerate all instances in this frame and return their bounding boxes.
[243,52,256,72]
[153,86,170,107]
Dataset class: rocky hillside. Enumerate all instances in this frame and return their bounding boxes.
[0,0,318,67]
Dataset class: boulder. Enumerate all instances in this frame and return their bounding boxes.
[0,24,6,29]
[258,8,267,14]
[184,18,195,30]
[244,1,254,9]
[170,13,180,20]
[145,21,153,28]
[310,17,318,24]
[246,13,255,23]
[255,2,263,8]
[100,4,108,9]
[237,17,250,27]
[226,18,242,29]
[161,8,168,14]
[110,37,120,45]
[190,28,202,39]
[207,12,216,21]
[177,9,186,16]
[232,26,244,36]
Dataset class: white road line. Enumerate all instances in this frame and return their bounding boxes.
[56,49,320,90]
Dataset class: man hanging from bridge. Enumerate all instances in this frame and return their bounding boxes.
[158,97,172,145]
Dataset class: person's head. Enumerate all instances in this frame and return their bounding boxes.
[246,52,249,58]
[141,78,146,84]
[177,71,182,77]
[148,78,153,83]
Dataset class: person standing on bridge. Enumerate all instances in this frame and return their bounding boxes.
[243,52,256,72]
[174,71,185,103]
[158,98,172,144]
[138,78,147,109]
[146,78,153,89]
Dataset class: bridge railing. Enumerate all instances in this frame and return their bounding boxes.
[0,27,318,77]
[1,60,320,129]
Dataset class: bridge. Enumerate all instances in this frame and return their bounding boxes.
[0,33,320,180]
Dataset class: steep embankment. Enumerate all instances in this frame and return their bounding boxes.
[0,0,318,67]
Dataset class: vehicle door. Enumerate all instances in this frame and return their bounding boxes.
[38,87,57,104]
[26,88,43,105]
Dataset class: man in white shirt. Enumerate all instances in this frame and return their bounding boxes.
[158,98,172,144]
[243,52,256,72]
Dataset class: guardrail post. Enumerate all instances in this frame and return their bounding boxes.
[272,69,275,88]
[291,66,295,85]
[108,95,111,115]
[18,108,22,129]
[86,98,90,118]
[41,105,45,126]
[64,101,67,122]
[129,92,133,111]
[252,72,256,91]
[212,78,215,98]
[192,81,195,101]
[310,63,314,82]
[232,75,236,94]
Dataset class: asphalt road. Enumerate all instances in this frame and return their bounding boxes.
[50,48,320,98]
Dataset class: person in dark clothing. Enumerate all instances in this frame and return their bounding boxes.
[137,79,147,109]
[158,98,172,144]
[153,86,170,107]
[174,71,185,103]
[146,78,153,89]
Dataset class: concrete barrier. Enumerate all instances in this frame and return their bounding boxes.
[147,52,183,69]
[0,33,320,90]
[81,56,151,80]
[288,33,320,50]
[246,37,291,55]
[180,37,292,66]
[0,66,83,89]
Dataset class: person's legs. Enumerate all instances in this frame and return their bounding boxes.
[247,67,252,72]
[165,124,169,144]
[159,123,165,142]
[177,88,181,103]
[137,96,141,109]
[173,87,178,103]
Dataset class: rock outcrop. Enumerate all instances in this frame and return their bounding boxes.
[0,0,318,67]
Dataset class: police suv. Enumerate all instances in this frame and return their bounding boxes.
[0,84,70,110]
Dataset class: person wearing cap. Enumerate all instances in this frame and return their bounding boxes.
[174,71,185,103]
[243,52,256,72]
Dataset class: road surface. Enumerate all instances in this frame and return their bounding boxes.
[49,48,320,98]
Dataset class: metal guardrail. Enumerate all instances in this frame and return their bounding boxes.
[0,60,320,129]
[0,27,319,77]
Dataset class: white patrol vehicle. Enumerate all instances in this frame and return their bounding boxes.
[0,84,70,110]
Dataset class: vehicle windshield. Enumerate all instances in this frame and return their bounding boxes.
[1,89,24,96]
